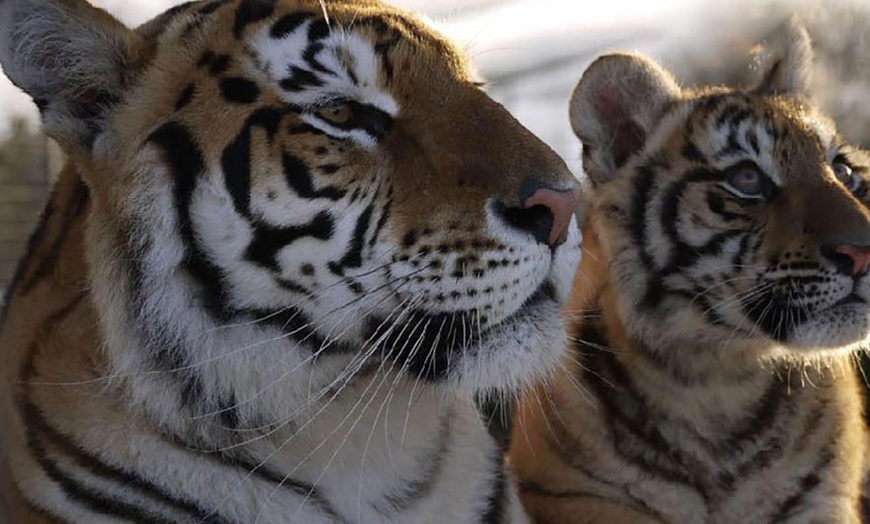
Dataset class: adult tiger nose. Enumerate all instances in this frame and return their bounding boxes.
[834,244,870,277]
[520,180,582,248]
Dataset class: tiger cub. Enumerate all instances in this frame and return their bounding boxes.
[0,0,582,522]
[510,20,870,524]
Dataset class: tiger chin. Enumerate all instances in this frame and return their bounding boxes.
[0,0,582,522]
[511,20,870,524]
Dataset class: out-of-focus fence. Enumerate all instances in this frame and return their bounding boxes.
[0,119,59,288]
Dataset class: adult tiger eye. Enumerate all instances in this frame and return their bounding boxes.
[316,102,353,125]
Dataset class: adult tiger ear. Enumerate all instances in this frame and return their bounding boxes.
[753,16,813,97]
[0,0,142,153]
[569,53,680,185]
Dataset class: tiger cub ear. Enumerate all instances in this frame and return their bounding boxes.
[753,16,813,97]
[0,0,141,152]
[569,53,680,185]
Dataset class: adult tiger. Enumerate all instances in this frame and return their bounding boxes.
[0,0,582,522]
[510,20,870,524]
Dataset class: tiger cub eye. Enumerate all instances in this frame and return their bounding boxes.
[833,160,860,191]
[724,162,765,199]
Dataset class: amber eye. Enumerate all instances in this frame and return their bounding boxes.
[723,162,767,199]
[833,159,860,191]
[316,101,353,125]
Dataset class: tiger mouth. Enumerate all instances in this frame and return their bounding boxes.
[377,282,558,382]
[750,290,869,342]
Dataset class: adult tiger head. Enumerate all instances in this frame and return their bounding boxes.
[0,0,581,419]
[570,20,870,365]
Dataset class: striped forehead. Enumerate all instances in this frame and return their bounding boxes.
[247,13,398,115]
[690,96,833,186]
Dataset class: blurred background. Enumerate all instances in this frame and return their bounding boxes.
[0,0,868,286]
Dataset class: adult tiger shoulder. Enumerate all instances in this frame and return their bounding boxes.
[0,0,583,522]
[510,20,870,524]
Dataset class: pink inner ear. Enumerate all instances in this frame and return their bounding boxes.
[593,89,628,123]
[592,87,644,169]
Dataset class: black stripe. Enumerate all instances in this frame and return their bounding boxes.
[307,18,330,41]
[303,42,334,76]
[200,0,232,16]
[681,140,705,163]
[280,66,324,92]
[179,0,232,36]
[476,393,514,450]
[576,320,710,501]
[20,297,233,522]
[317,163,341,175]
[149,1,199,39]
[715,104,753,130]
[538,403,666,517]
[520,481,588,499]
[23,397,230,523]
[271,12,312,39]
[288,123,327,136]
[119,222,207,412]
[18,178,89,295]
[222,126,253,218]
[706,191,748,222]
[375,43,397,81]
[275,275,316,298]
[857,351,870,430]
[188,443,346,522]
[162,1,198,19]
[209,55,232,76]
[520,481,664,522]
[770,447,832,523]
[26,434,175,524]
[714,129,745,159]
[233,0,276,38]
[245,211,334,270]
[729,394,820,489]
[2,187,54,312]
[175,83,196,111]
[628,163,663,308]
[369,187,392,248]
[745,128,760,155]
[722,377,788,450]
[282,152,346,200]
[480,447,507,524]
[21,498,68,524]
[149,121,231,320]
[222,107,285,219]
[18,299,170,523]
[376,412,453,514]
[658,168,718,271]
[329,202,374,272]
[220,77,261,104]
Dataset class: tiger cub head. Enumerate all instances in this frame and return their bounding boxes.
[570,20,870,364]
[0,0,581,407]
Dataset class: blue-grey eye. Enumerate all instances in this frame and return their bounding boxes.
[723,162,766,199]
[833,159,860,191]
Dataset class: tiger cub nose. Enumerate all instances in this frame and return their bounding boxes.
[519,180,582,247]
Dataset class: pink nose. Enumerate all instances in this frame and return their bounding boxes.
[522,185,582,247]
[835,244,870,277]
